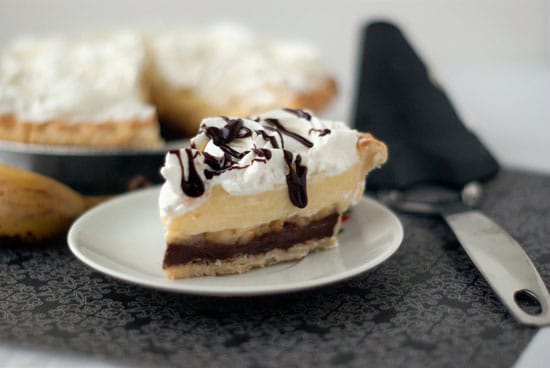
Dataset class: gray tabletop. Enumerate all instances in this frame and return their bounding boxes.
[0,169,548,367]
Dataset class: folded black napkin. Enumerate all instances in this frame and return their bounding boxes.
[353,21,499,190]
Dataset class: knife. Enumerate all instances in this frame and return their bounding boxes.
[380,182,550,326]
[444,208,550,326]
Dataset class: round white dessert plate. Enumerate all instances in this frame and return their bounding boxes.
[68,187,404,296]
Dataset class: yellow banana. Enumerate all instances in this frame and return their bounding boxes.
[0,164,105,243]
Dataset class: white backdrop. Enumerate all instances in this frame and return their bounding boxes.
[1,0,549,172]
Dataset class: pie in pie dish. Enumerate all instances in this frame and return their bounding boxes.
[0,25,336,147]
[0,31,162,148]
[145,24,337,137]
[158,108,387,279]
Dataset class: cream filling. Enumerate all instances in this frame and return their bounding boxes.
[162,160,366,242]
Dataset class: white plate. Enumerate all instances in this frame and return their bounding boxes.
[68,187,403,296]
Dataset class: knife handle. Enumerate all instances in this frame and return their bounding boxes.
[444,210,550,326]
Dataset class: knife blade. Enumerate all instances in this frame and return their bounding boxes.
[444,208,550,326]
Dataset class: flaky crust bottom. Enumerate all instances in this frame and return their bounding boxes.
[163,236,337,279]
[0,114,163,148]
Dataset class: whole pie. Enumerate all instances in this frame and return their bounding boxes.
[0,25,336,147]
[146,24,336,137]
[159,108,387,279]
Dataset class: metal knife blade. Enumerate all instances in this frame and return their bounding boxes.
[444,209,550,326]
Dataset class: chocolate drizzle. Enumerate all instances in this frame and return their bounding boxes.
[252,148,272,160]
[309,128,331,137]
[173,110,322,208]
[202,152,233,179]
[264,118,313,148]
[256,130,280,148]
[221,117,253,139]
[284,150,308,208]
[170,149,205,197]
[203,149,272,179]
[204,128,246,159]
[283,108,312,121]
[203,118,252,159]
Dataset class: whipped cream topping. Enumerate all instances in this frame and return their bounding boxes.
[148,23,329,109]
[159,109,359,218]
[0,30,155,123]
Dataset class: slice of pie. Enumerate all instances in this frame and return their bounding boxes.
[159,108,387,279]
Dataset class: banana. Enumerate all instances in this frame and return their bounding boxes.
[0,164,106,243]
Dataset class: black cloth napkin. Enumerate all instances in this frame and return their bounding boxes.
[353,21,499,190]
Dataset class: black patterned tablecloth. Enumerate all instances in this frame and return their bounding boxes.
[1,169,549,367]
